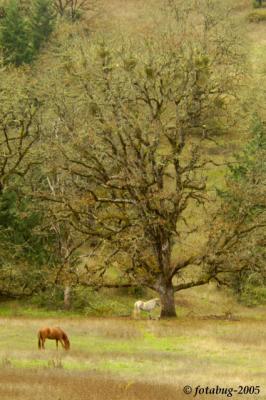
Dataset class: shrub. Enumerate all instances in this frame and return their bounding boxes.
[240,286,266,306]
[253,0,265,8]
[53,0,93,21]
[253,0,260,8]
[239,273,266,306]
[248,10,266,22]
[70,286,97,311]
[31,285,64,309]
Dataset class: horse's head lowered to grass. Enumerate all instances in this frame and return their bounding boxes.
[38,327,70,350]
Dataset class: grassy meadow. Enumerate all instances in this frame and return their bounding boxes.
[0,312,266,400]
[0,285,266,399]
[0,0,266,399]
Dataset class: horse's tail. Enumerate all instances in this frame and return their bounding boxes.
[38,332,41,349]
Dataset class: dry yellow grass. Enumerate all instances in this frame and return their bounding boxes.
[0,369,180,400]
[1,367,264,400]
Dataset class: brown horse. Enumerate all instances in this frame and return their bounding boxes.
[38,327,70,350]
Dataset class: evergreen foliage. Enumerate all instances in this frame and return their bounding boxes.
[30,0,55,52]
[0,0,55,66]
[0,188,58,297]
[0,189,53,266]
[0,0,32,66]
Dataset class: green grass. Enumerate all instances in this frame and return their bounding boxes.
[0,292,138,318]
[1,282,266,321]
[248,9,266,22]
[0,301,82,319]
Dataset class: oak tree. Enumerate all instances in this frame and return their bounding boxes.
[47,1,247,317]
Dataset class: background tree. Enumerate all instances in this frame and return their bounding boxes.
[0,0,32,65]
[34,174,88,309]
[204,117,266,297]
[0,0,55,66]
[30,0,55,52]
[0,71,50,297]
[0,189,55,298]
[0,72,42,193]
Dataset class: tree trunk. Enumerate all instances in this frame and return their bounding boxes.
[64,286,71,310]
[158,281,177,318]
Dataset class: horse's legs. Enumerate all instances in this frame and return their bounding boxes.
[133,306,140,319]
[59,339,65,349]
[42,338,45,350]
[56,340,59,350]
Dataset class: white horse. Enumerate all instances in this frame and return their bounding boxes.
[133,298,161,319]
